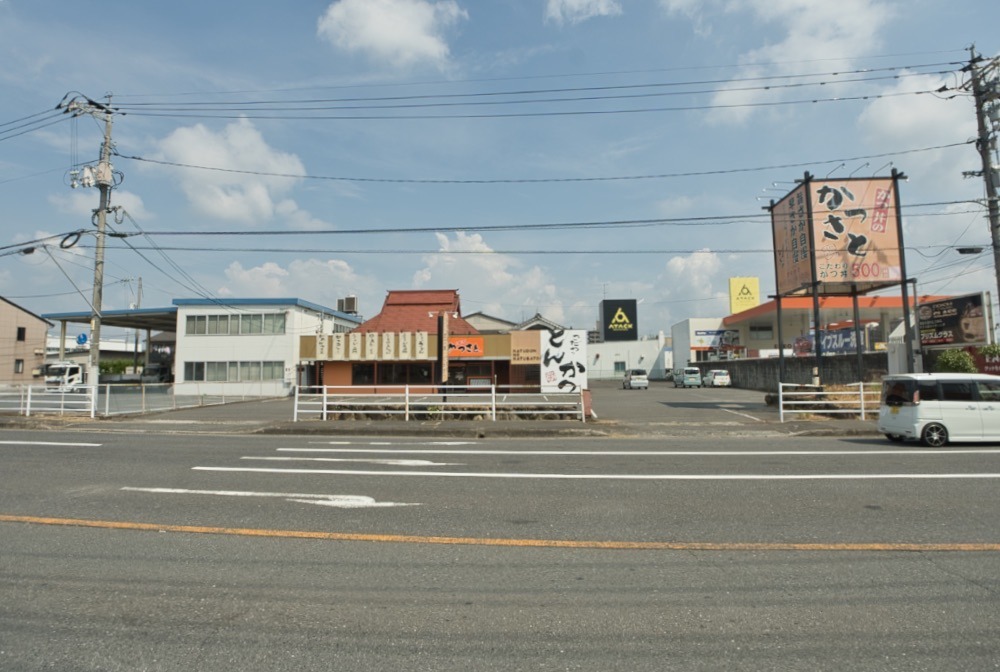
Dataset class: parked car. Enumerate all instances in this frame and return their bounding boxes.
[704,369,731,387]
[878,372,1000,446]
[622,368,649,390]
[674,367,702,388]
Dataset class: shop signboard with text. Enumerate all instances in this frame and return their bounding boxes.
[771,177,902,296]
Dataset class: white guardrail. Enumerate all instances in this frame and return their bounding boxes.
[0,382,287,418]
[0,386,97,418]
[294,384,586,422]
[778,382,881,422]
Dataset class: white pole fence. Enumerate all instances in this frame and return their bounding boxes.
[294,384,586,422]
[778,382,881,422]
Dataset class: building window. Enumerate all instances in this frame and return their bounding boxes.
[749,325,773,341]
[377,364,407,385]
[240,361,262,381]
[186,315,207,335]
[14,359,24,374]
[16,327,26,342]
[207,315,230,335]
[206,362,229,382]
[263,313,285,334]
[184,360,284,382]
[352,363,375,385]
[240,314,263,334]
[184,361,205,381]
[263,361,284,380]
[186,313,285,335]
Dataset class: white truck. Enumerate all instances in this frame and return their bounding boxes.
[44,361,87,392]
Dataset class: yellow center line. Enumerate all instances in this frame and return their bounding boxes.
[2,514,998,552]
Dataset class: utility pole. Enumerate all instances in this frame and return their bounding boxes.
[966,47,1000,314]
[58,94,117,384]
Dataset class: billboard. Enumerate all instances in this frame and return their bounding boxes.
[729,277,760,314]
[771,177,902,296]
[918,292,990,347]
[448,336,485,358]
[510,330,541,365]
[541,328,588,393]
[599,299,638,341]
[693,329,740,349]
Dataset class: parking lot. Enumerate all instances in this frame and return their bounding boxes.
[590,378,779,427]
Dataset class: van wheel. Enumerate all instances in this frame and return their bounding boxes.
[921,423,949,448]
[884,433,904,443]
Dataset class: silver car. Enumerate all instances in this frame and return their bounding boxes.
[704,369,731,387]
[623,368,649,390]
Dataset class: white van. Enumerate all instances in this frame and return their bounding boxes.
[674,367,702,388]
[877,373,1000,446]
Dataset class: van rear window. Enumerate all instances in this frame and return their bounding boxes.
[883,380,916,406]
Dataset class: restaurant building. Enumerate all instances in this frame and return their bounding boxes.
[299,289,589,393]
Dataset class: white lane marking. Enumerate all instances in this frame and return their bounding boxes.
[315,441,477,446]
[718,408,764,422]
[242,456,462,466]
[277,447,1000,456]
[192,467,1000,481]
[120,487,419,508]
[0,440,102,447]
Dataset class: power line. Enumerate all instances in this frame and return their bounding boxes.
[91,244,967,256]
[116,140,974,185]
[0,112,71,143]
[115,88,947,121]
[112,50,970,99]
[111,63,959,112]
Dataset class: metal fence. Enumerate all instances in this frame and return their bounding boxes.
[778,382,882,422]
[0,383,286,418]
[294,384,586,422]
[0,386,97,418]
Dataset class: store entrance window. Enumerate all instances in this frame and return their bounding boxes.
[352,363,374,385]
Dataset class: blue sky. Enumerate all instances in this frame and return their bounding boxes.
[1,0,998,341]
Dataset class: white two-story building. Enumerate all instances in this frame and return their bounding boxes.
[174,298,361,396]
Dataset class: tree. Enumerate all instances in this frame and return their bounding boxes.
[979,343,1000,359]
[933,348,978,373]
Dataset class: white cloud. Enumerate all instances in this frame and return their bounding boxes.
[654,194,696,217]
[48,188,147,219]
[664,249,722,300]
[856,72,984,266]
[545,0,622,25]
[413,232,567,324]
[156,118,326,227]
[857,73,973,171]
[318,0,468,70]
[667,0,895,125]
[219,258,373,309]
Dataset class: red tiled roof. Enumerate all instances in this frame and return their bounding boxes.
[352,290,479,335]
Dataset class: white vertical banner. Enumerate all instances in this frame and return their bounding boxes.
[541,329,588,393]
[381,332,396,360]
[415,332,429,359]
[365,332,379,360]
[398,332,412,360]
[348,332,362,361]
[331,333,346,360]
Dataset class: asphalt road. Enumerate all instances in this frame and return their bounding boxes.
[2,427,998,671]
